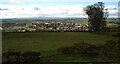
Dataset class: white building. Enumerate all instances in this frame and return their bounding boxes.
[0,27,3,30]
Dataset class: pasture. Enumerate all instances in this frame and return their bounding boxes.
[2,32,118,56]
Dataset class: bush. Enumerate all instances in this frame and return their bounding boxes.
[22,51,41,63]
[57,40,120,62]
[99,40,120,62]
[2,49,41,64]
[57,41,98,55]
[57,46,75,54]
[2,49,21,64]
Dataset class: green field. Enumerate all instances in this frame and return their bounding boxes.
[3,32,118,53]
[2,32,119,62]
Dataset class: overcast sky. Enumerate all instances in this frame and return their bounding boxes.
[0,0,119,19]
[0,0,119,2]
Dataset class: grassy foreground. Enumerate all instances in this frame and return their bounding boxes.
[3,32,119,62]
[3,32,118,55]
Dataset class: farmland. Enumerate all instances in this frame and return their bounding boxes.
[2,18,119,62]
[3,32,118,61]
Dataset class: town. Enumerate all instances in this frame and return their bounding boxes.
[2,21,89,32]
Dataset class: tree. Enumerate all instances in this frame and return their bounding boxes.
[84,2,108,33]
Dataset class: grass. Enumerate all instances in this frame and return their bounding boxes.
[3,32,118,56]
[2,32,119,62]
[2,20,119,62]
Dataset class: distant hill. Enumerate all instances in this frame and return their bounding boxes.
[1,17,118,23]
[1,17,87,22]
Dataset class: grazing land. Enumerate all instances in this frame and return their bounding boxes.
[3,32,118,55]
[2,19,119,62]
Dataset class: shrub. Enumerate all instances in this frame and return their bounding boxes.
[22,51,41,63]
[2,49,41,64]
[57,41,98,55]
[2,49,21,64]
[100,40,120,62]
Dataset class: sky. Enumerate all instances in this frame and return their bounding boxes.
[0,0,119,19]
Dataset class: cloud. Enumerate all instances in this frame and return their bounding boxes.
[0,4,118,19]
[0,4,86,18]
[105,5,118,10]
[105,5,118,18]
[1,0,118,2]
[10,0,20,3]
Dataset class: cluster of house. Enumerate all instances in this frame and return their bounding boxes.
[2,21,89,32]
